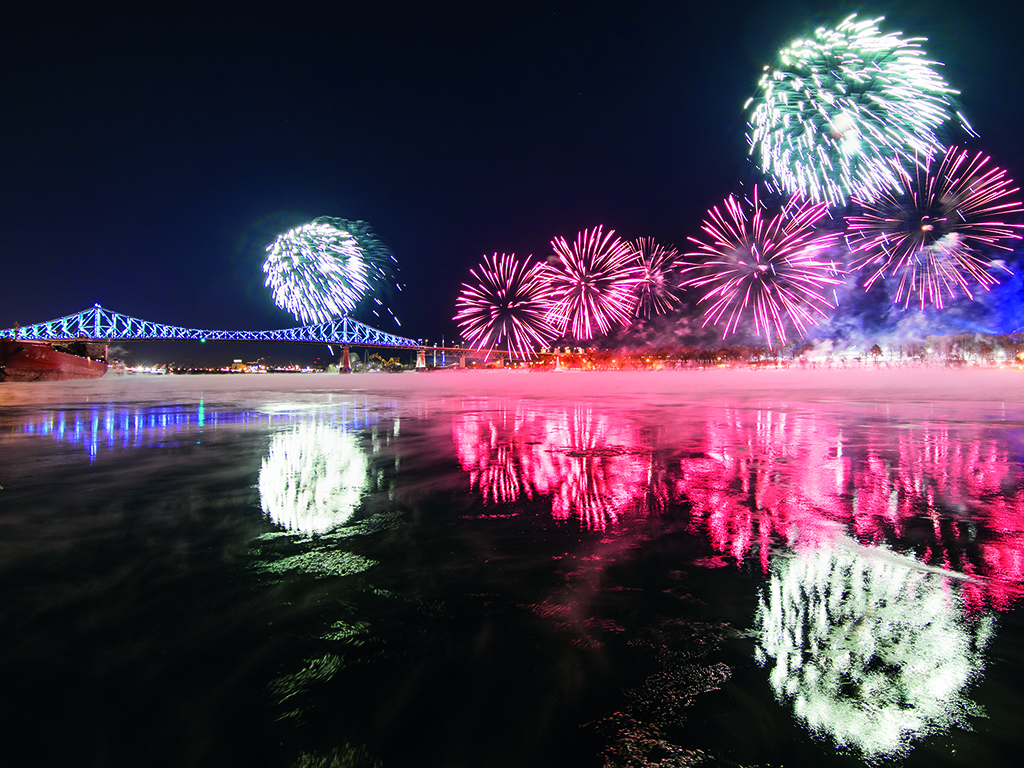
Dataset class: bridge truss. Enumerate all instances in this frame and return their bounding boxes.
[0,305,421,348]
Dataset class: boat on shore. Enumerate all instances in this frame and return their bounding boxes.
[0,339,108,382]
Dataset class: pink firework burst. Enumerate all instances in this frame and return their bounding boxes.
[632,237,684,317]
[545,226,642,340]
[454,253,557,358]
[847,147,1024,309]
[680,189,842,347]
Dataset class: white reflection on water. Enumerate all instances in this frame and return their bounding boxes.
[258,420,369,534]
[8,396,382,536]
[755,538,994,759]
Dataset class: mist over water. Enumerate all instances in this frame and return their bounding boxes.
[6,367,1024,406]
[2,370,1023,767]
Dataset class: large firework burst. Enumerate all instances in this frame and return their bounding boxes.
[847,147,1023,309]
[631,237,684,317]
[681,189,842,346]
[264,221,370,325]
[747,15,962,207]
[544,226,642,340]
[454,253,557,358]
[313,217,404,326]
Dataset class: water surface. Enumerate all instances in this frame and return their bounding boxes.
[2,370,1022,767]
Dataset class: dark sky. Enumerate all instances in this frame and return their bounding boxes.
[3,0,1023,358]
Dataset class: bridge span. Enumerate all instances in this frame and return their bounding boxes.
[0,305,518,369]
[0,304,421,348]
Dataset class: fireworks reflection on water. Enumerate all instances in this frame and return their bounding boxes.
[1,371,1022,767]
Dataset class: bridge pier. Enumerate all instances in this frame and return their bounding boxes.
[416,348,426,369]
[340,346,351,373]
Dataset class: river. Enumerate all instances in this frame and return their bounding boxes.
[1,369,1022,767]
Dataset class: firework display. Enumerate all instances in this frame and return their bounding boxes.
[544,227,643,340]
[847,147,1024,309]
[454,253,557,358]
[747,15,961,206]
[631,237,684,317]
[444,14,1017,347]
[264,221,370,325]
[681,189,842,346]
[314,217,404,326]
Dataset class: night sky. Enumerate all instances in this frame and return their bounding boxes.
[3,1,1023,362]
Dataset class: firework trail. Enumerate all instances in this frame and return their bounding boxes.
[264,221,370,325]
[631,237,684,317]
[454,253,557,358]
[847,147,1024,309]
[747,15,963,207]
[545,226,642,340]
[314,217,404,326]
[680,188,842,347]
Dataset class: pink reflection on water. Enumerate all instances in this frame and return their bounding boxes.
[453,408,530,505]
[676,408,850,573]
[542,405,654,530]
[453,402,659,530]
[679,408,1024,611]
[453,399,1024,611]
[882,424,1024,612]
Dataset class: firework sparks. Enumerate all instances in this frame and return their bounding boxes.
[680,189,842,346]
[631,237,684,317]
[545,226,642,340]
[454,253,557,358]
[747,15,961,206]
[314,217,404,326]
[847,147,1023,309]
[264,221,370,325]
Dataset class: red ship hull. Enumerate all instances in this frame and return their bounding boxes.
[0,340,108,382]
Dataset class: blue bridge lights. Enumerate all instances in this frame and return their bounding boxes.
[0,305,421,348]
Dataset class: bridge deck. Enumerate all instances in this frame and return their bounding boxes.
[0,305,421,348]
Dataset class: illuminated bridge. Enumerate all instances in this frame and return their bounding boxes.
[0,304,421,348]
[0,305,520,369]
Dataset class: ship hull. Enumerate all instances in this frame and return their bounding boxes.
[0,340,108,382]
